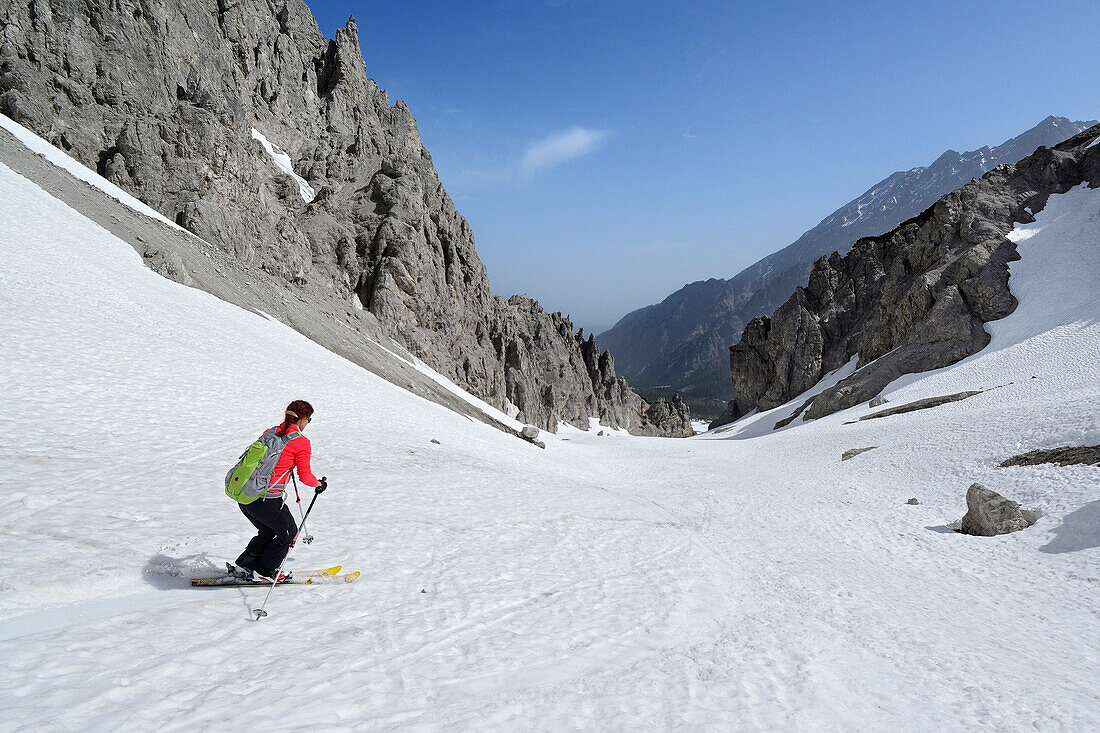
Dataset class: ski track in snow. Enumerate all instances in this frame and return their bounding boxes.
[1,148,1099,729]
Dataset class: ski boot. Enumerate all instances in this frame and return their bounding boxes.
[226,562,254,581]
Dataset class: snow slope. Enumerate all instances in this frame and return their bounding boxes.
[2,152,1098,729]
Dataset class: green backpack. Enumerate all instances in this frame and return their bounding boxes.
[225,428,298,504]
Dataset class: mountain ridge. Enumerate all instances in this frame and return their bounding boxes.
[598,115,1097,412]
[716,122,1100,428]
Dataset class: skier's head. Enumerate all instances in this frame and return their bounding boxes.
[276,400,314,436]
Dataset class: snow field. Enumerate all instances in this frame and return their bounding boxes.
[1,137,1098,730]
[0,159,736,729]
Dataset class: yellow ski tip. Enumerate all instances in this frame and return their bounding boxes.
[320,566,341,575]
[343,571,360,582]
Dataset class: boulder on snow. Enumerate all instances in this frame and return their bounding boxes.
[842,446,877,461]
[869,395,889,408]
[907,498,920,505]
[959,483,1040,536]
[517,425,545,448]
[597,430,606,436]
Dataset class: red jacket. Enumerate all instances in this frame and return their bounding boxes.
[264,425,318,496]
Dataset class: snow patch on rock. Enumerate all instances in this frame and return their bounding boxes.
[251,128,316,203]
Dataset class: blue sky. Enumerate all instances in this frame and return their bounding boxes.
[304,0,1099,334]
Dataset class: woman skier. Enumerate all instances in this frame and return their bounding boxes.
[231,400,325,582]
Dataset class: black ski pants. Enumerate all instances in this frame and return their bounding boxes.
[236,497,297,576]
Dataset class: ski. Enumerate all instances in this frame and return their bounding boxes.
[190,565,342,587]
[192,571,359,587]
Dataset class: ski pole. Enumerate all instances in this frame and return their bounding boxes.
[290,473,313,544]
[253,477,327,621]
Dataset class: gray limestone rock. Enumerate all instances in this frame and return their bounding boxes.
[641,395,693,437]
[520,426,540,441]
[726,126,1100,424]
[869,395,889,408]
[0,0,689,437]
[0,119,529,439]
[959,483,1040,536]
[907,498,919,505]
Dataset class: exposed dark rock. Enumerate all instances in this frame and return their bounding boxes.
[869,395,889,408]
[727,125,1100,424]
[709,400,740,430]
[1000,446,1100,467]
[842,447,877,461]
[906,498,919,505]
[858,391,984,422]
[959,483,1040,536]
[773,393,820,429]
[0,0,687,435]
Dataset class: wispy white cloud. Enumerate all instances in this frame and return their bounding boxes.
[521,127,609,176]
[460,167,512,183]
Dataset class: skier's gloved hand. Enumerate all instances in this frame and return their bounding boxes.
[316,476,328,493]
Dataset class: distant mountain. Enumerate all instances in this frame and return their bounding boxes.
[598,116,1098,410]
[721,123,1100,427]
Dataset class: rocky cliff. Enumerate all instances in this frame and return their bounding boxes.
[599,117,1096,407]
[0,0,689,435]
[717,124,1100,428]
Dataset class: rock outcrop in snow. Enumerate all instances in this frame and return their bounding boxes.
[841,447,876,461]
[999,446,1100,467]
[959,484,1040,537]
[717,125,1100,426]
[0,0,688,435]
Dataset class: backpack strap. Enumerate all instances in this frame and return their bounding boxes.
[268,429,304,487]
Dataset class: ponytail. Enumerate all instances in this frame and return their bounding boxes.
[276,399,314,436]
